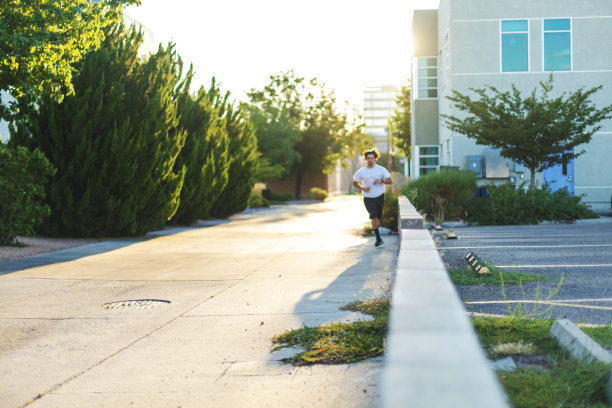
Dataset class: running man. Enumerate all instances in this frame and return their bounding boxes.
[352,148,392,247]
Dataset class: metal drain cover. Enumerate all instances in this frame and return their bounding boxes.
[102,299,171,310]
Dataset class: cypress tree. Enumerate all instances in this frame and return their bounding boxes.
[171,79,229,225]
[209,100,258,218]
[11,23,186,237]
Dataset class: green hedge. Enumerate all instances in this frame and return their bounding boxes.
[381,188,399,232]
[309,187,328,201]
[401,170,477,222]
[247,193,270,208]
[465,183,597,225]
[0,145,55,245]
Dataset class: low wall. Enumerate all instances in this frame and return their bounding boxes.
[381,196,510,407]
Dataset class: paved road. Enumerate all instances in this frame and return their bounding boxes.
[438,222,612,325]
[0,196,396,408]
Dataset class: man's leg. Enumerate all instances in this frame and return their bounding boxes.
[373,195,384,246]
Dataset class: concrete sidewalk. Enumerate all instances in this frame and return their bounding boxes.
[0,196,396,408]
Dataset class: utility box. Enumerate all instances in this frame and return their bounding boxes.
[466,156,484,178]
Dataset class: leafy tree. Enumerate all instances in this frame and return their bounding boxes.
[244,71,303,180]
[0,144,55,245]
[171,77,229,224]
[442,76,612,191]
[0,0,140,121]
[247,71,371,198]
[388,84,411,160]
[10,24,186,237]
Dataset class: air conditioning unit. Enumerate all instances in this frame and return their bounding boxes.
[466,156,484,178]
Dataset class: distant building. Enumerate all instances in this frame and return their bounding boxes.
[363,85,399,154]
[411,0,612,209]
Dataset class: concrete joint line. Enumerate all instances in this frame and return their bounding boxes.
[20,281,241,407]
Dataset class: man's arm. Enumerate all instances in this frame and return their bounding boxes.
[373,177,392,185]
[353,180,370,192]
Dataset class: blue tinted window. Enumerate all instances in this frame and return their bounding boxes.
[501,20,528,32]
[502,32,528,72]
[544,18,570,31]
[544,19,571,71]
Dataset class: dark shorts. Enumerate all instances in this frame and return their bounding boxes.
[363,194,384,219]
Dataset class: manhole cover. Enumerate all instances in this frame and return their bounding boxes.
[102,299,171,310]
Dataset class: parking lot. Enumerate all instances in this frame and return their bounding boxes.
[438,221,612,325]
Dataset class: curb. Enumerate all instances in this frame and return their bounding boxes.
[550,319,612,403]
[381,196,510,408]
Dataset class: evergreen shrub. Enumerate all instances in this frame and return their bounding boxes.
[10,24,186,237]
[308,187,328,201]
[247,193,270,208]
[465,183,597,225]
[0,145,55,245]
[401,170,477,222]
[209,99,258,218]
[381,188,399,232]
[171,78,229,225]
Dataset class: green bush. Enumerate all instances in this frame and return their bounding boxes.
[270,192,293,202]
[465,183,597,225]
[401,169,477,222]
[0,145,55,245]
[247,193,270,208]
[11,24,186,237]
[308,187,328,201]
[381,188,399,232]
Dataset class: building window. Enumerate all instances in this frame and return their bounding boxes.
[415,57,437,99]
[501,19,528,72]
[544,18,571,71]
[418,146,439,175]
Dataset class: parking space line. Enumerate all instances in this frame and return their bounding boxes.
[465,299,612,311]
[495,264,612,268]
[439,244,612,249]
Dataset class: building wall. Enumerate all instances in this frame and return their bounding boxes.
[265,173,328,198]
[364,85,400,153]
[420,0,612,208]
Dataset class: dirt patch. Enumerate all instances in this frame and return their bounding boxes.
[0,236,105,263]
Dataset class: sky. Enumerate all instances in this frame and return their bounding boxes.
[124,0,440,112]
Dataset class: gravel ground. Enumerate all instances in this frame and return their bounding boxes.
[0,236,105,262]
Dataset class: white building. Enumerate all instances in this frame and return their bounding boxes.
[411,0,612,208]
[363,85,399,154]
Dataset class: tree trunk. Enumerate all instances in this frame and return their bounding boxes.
[529,166,536,191]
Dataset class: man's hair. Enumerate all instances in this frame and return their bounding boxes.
[363,148,380,160]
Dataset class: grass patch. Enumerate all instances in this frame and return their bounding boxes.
[473,316,559,357]
[360,225,374,237]
[271,297,389,366]
[499,358,611,408]
[581,325,612,349]
[448,263,548,285]
[474,316,612,408]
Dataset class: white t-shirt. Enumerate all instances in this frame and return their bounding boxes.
[353,164,391,198]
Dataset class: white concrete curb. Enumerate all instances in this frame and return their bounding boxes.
[550,319,612,403]
[381,196,510,408]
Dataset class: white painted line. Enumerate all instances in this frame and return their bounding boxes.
[458,234,602,238]
[440,244,612,249]
[496,264,612,268]
[465,299,612,311]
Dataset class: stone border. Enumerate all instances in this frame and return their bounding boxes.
[381,196,510,408]
[551,319,612,403]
